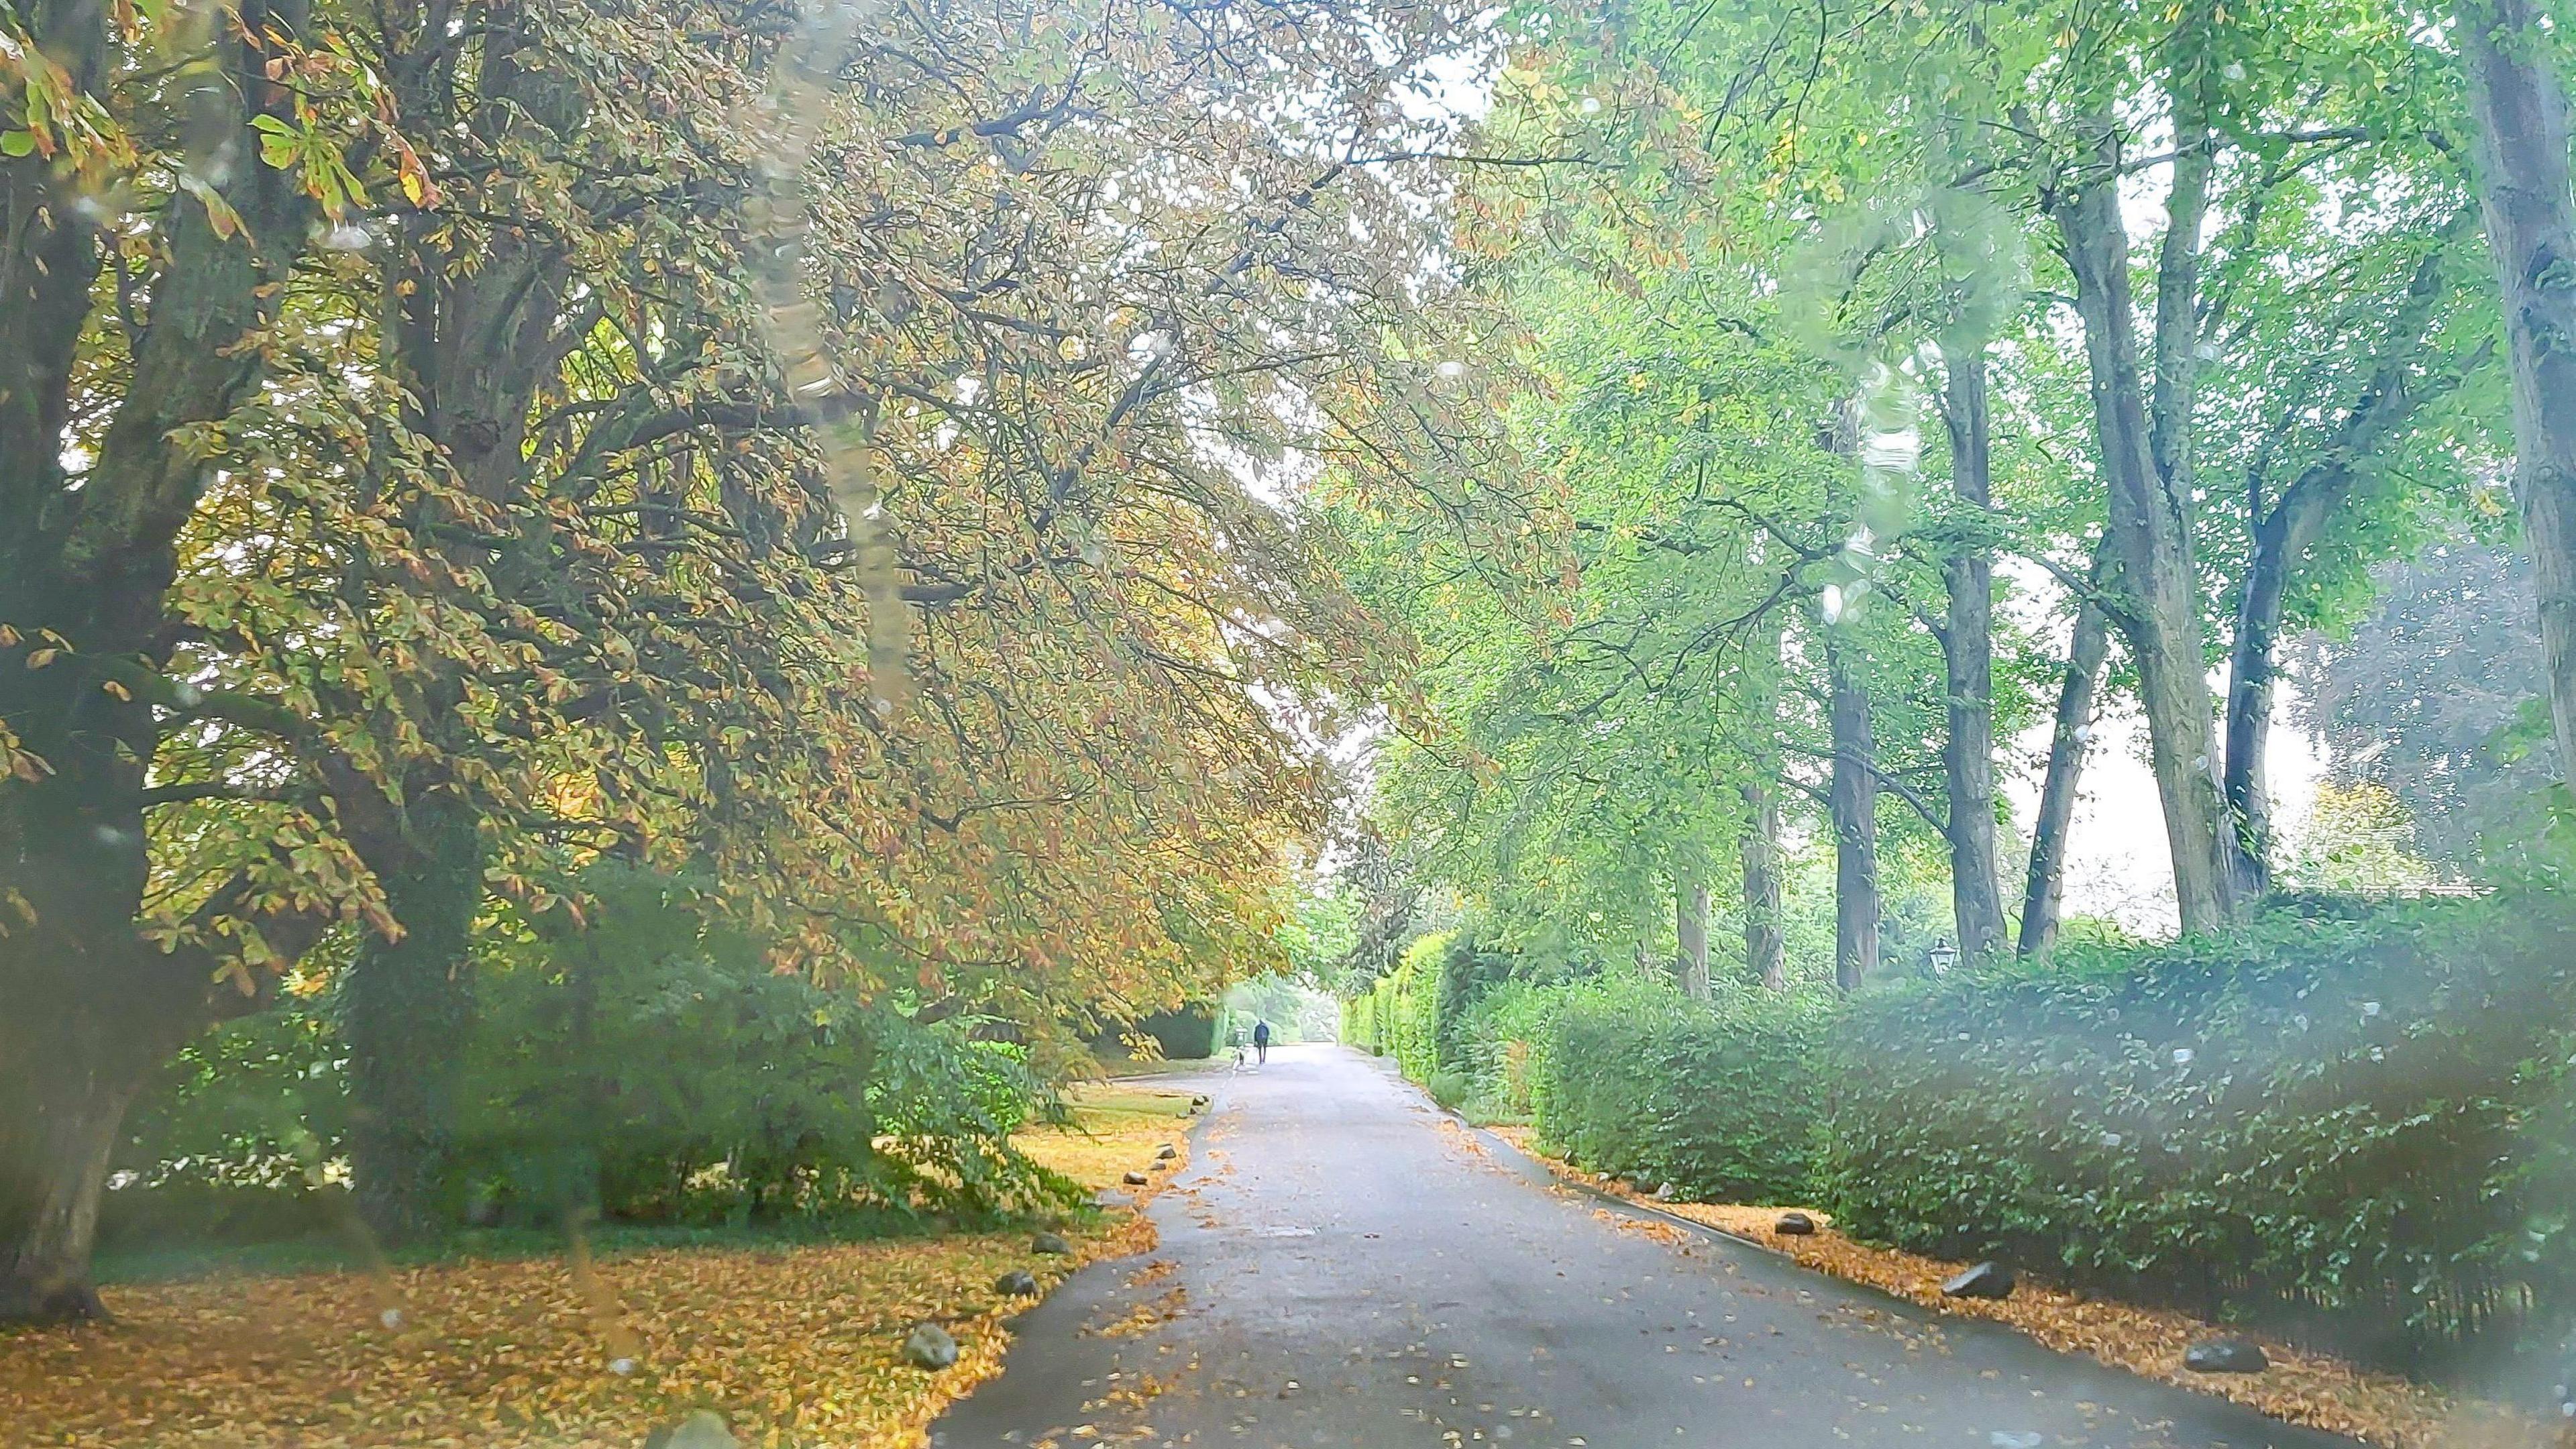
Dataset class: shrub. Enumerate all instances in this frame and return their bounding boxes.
[1344,932,1445,1077]
[1532,977,1834,1203]
[1817,894,2576,1374]
[113,865,1075,1242]
[457,867,1066,1223]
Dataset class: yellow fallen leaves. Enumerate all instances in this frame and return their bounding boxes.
[1,1090,1201,1449]
[2,1229,1069,1449]
[1014,1083,1195,1199]
[1498,1128,2561,1449]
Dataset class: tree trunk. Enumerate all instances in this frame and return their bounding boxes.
[1939,343,2008,960]
[2222,228,2475,900]
[342,794,486,1244]
[2051,118,2242,936]
[1740,610,1788,989]
[0,0,321,1322]
[2222,506,2297,904]
[0,969,176,1322]
[2458,0,2576,784]
[1674,872,1711,1001]
[0,1079,143,1323]
[2019,602,2111,959]
[1829,637,1878,992]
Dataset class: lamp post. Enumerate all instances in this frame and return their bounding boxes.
[1927,939,1958,976]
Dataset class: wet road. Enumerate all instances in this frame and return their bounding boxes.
[932,1044,2350,1449]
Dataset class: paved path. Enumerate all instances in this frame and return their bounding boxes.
[933,1044,2349,1449]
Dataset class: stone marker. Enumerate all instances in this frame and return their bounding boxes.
[1939,1262,2015,1299]
[1774,1211,1817,1236]
[1654,1183,1675,1201]
[2183,1335,2269,1373]
[994,1269,1040,1297]
[903,1322,959,1371]
[1122,1170,1150,1185]
[643,1410,737,1449]
[1032,1230,1073,1255]
[1156,1144,1178,1161]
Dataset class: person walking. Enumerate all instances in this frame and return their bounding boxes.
[1252,1018,1272,1067]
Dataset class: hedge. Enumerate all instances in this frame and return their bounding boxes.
[1379,892,2576,1383]
[1342,931,1444,1079]
[1532,982,1833,1203]
[1817,896,2576,1375]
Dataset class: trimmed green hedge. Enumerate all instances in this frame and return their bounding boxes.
[1401,892,2576,1381]
[1534,982,1832,1203]
[1343,931,1444,1079]
[1818,896,2576,1373]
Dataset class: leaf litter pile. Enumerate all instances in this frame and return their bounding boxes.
[1489,1126,2561,1449]
[1,1085,1199,1449]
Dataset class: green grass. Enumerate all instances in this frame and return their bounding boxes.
[1061,1082,1204,1118]
[1091,1053,1222,1079]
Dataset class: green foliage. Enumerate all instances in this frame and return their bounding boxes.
[1817,894,2576,1370]
[1530,980,1834,1203]
[1104,1008,1222,1062]
[112,867,1074,1241]
[1220,975,1337,1045]
[462,867,1067,1223]
[1342,931,1446,1077]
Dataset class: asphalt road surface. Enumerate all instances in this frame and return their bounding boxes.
[932,1044,2351,1449]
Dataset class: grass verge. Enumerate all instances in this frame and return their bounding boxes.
[1,1089,1199,1449]
[1488,1126,2563,1449]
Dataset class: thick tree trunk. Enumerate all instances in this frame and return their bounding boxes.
[0,1083,140,1323]
[342,794,486,1244]
[2458,0,2576,783]
[1939,343,2008,960]
[0,0,319,1322]
[2051,121,2242,936]
[0,975,174,1322]
[1829,637,1878,992]
[1674,872,1711,1001]
[2020,602,2110,959]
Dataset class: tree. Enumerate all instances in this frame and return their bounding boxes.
[2455,0,2576,789]
[1,0,366,1320]
[4,0,1501,1314]
[2293,537,2562,865]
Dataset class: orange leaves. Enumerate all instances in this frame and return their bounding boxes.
[3,1097,1185,1449]
[0,1231,1083,1449]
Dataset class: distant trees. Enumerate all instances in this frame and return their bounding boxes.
[1341,0,2545,983]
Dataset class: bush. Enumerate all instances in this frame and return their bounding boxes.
[1817,894,2576,1374]
[114,865,1075,1242]
[1343,931,1445,1077]
[457,866,1066,1224]
[1532,977,1834,1203]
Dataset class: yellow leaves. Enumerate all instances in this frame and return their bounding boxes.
[3,1232,1063,1449]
